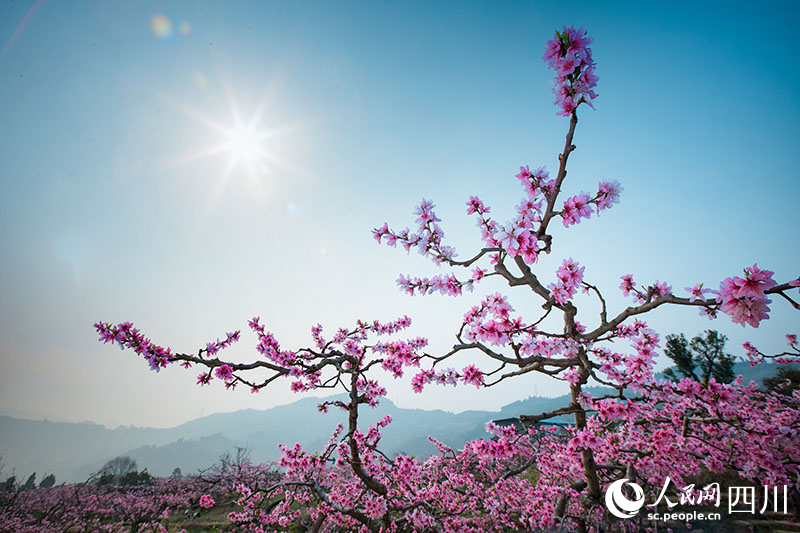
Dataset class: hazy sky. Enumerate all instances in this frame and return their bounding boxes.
[1,1,798,429]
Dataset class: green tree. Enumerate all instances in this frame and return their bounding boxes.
[100,456,137,479]
[39,473,55,488]
[763,365,800,395]
[118,469,152,486]
[97,471,115,486]
[21,473,36,491]
[663,330,735,384]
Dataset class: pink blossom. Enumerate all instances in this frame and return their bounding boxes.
[651,280,672,298]
[411,370,433,393]
[515,165,553,198]
[548,258,585,304]
[215,364,234,381]
[363,496,388,519]
[515,165,532,181]
[198,494,215,509]
[461,364,484,388]
[619,274,635,297]
[718,272,773,328]
[743,341,762,365]
[595,179,621,211]
[563,367,581,385]
[560,193,592,226]
[471,267,487,282]
[372,222,389,244]
[700,306,718,319]
[543,26,598,116]
[466,196,488,215]
[686,283,710,302]
[495,225,525,255]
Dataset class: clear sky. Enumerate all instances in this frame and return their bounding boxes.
[1,1,798,429]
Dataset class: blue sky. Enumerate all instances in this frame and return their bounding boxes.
[1,1,798,428]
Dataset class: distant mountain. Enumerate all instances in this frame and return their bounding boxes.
[0,417,180,483]
[0,361,791,483]
[0,394,547,483]
[0,396,503,483]
[125,433,242,477]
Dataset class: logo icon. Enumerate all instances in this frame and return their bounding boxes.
[605,478,645,519]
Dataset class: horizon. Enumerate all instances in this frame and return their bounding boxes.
[0,359,789,430]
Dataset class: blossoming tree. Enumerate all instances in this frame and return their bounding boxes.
[0,458,277,532]
[95,26,800,532]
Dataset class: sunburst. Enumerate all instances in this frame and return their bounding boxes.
[161,80,294,206]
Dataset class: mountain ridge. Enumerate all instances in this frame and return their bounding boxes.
[0,362,788,483]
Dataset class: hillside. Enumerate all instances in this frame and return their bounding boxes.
[0,361,791,483]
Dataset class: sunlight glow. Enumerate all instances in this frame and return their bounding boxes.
[157,76,301,216]
[222,121,267,166]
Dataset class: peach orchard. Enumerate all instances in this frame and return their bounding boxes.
[90,26,799,532]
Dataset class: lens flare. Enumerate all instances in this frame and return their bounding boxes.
[150,14,173,39]
[193,72,208,89]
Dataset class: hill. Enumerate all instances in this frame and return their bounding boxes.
[0,361,791,483]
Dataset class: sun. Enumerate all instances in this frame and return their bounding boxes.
[161,82,298,206]
[221,120,267,168]
[212,103,275,185]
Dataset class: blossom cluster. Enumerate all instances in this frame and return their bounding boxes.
[717,263,777,327]
[618,273,672,303]
[560,179,621,227]
[548,258,585,304]
[410,363,485,393]
[229,416,559,533]
[376,165,620,281]
[742,335,800,366]
[372,199,456,264]
[396,272,469,297]
[372,337,426,378]
[0,474,231,532]
[197,494,215,509]
[542,25,598,116]
[680,264,786,327]
[461,293,524,347]
[94,321,241,373]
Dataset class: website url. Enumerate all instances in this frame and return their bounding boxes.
[647,511,721,522]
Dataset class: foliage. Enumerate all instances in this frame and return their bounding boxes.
[38,475,55,489]
[100,455,138,479]
[662,330,735,384]
[764,365,800,396]
[91,25,800,532]
[21,473,35,492]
